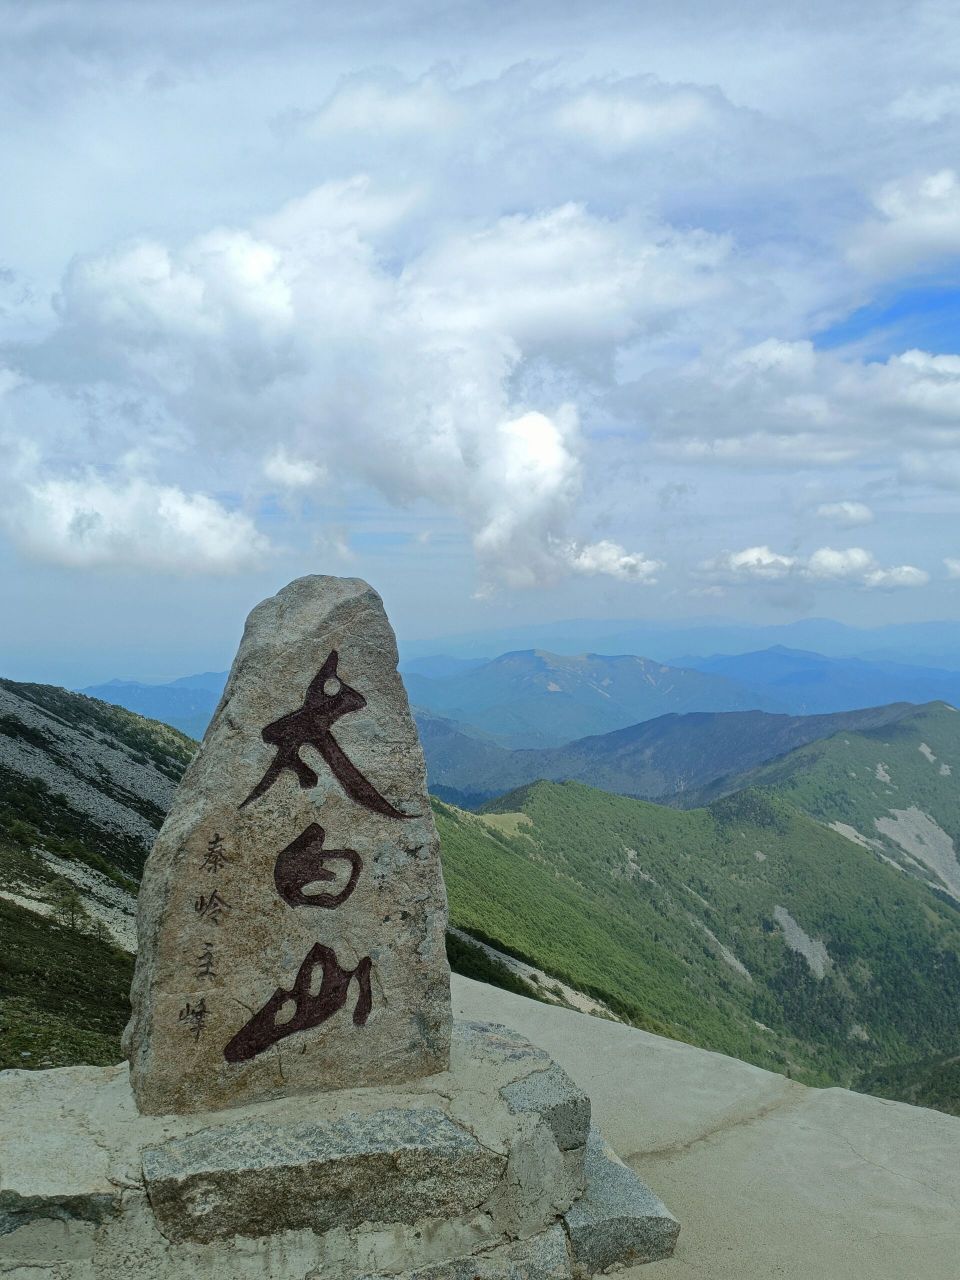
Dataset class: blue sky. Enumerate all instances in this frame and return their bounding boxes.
[3,0,960,683]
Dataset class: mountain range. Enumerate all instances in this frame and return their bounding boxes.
[2,675,958,1116]
[417,702,922,809]
[680,646,960,716]
[83,644,960,748]
[80,671,227,741]
[399,616,960,671]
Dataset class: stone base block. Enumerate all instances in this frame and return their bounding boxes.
[358,1223,574,1280]
[563,1130,680,1272]
[0,1022,590,1278]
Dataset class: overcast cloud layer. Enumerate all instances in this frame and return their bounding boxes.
[3,0,960,678]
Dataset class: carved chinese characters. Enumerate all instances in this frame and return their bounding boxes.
[240,650,416,820]
[125,575,452,1116]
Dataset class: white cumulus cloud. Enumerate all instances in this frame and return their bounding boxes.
[5,472,269,573]
[850,169,960,274]
[563,539,662,582]
[816,501,874,526]
[703,544,928,590]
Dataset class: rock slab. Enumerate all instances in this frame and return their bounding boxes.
[0,1021,592,1278]
[125,575,452,1115]
[142,1107,504,1244]
[563,1130,680,1272]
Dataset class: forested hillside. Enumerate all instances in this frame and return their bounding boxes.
[693,701,960,903]
[438,783,960,1106]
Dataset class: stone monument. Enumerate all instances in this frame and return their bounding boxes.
[124,575,451,1114]
[0,576,679,1279]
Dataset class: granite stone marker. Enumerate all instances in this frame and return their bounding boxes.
[124,575,452,1115]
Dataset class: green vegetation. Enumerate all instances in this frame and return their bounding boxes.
[436,781,960,1091]
[705,702,960,898]
[444,930,549,1002]
[0,895,133,1070]
[860,1053,960,1117]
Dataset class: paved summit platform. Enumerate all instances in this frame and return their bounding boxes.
[453,976,960,1280]
[0,1018,676,1277]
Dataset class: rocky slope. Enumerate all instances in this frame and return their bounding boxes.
[0,679,194,1069]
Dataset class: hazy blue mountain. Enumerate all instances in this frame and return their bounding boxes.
[404,649,781,748]
[679,647,960,714]
[399,655,489,680]
[416,701,918,808]
[400,618,960,670]
[80,673,227,740]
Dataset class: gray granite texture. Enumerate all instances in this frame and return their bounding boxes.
[354,1223,574,1280]
[563,1129,680,1272]
[125,574,452,1116]
[0,1021,593,1278]
[142,1108,504,1244]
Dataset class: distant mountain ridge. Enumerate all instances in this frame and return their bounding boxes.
[680,646,960,715]
[400,616,960,671]
[417,702,922,809]
[83,641,960,748]
[404,648,779,748]
[80,671,227,740]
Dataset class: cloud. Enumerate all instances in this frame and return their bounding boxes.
[264,447,323,489]
[703,544,928,590]
[563,539,662,581]
[4,471,269,573]
[850,169,960,274]
[704,545,798,580]
[2,26,959,609]
[553,83,715,153]
[816,500,874,526]
[17,185,713,587]
[945,558,960,579]
[634,339,960,473]
[888,85,960,126]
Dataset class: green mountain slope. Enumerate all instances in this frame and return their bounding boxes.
[436,781,960,1098]
[693,702,960,903]
[860,1052,960,1116]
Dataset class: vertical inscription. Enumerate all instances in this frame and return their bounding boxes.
[224,654,409,1064]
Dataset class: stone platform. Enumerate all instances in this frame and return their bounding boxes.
[0,1021,677,1279]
